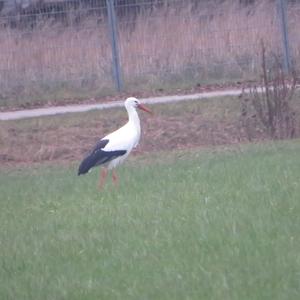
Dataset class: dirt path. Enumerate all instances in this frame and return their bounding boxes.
[0,89,243,121]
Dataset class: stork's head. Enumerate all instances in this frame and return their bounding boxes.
[125,97,152,114]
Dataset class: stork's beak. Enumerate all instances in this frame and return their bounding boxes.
[137,103,153,114]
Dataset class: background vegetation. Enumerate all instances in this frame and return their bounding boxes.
[0,0,299,108]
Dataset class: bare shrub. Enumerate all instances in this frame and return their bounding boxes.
[240,41,298,141]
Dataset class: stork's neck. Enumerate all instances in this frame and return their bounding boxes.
[126,106,141,131]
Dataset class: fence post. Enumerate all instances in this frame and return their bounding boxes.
[106,0,123,91]
[277,0,292,73]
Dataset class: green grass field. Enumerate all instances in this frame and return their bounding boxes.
[1,141,300,300]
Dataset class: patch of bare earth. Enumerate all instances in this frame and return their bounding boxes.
[0,97,298,170]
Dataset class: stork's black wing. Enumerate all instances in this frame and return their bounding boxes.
[78,139,127,175]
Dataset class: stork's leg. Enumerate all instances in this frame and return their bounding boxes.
[98,168,108,190]
[112,169,118,187]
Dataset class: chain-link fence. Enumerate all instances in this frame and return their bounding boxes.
[0,0,299,106]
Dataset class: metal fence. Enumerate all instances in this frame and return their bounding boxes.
[0,0,299,105]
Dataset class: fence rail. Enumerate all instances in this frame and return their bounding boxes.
[0,0,299,107]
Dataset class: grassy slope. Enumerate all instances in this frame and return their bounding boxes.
[0,96,243,165]
[1,93,300,166]
[1,141,300,300]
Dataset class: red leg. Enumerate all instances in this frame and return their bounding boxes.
[112,169,118,187]
[98,168,108,190]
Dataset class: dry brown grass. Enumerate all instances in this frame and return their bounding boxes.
[0,0,299,107]
[0,96,239,167]
[1,94,299,168]
[120,1,280,82]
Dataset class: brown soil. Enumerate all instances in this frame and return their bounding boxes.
[1,95,298,170]
[0,96,252,170]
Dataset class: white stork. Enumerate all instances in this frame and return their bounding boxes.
[78,97,152,188]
